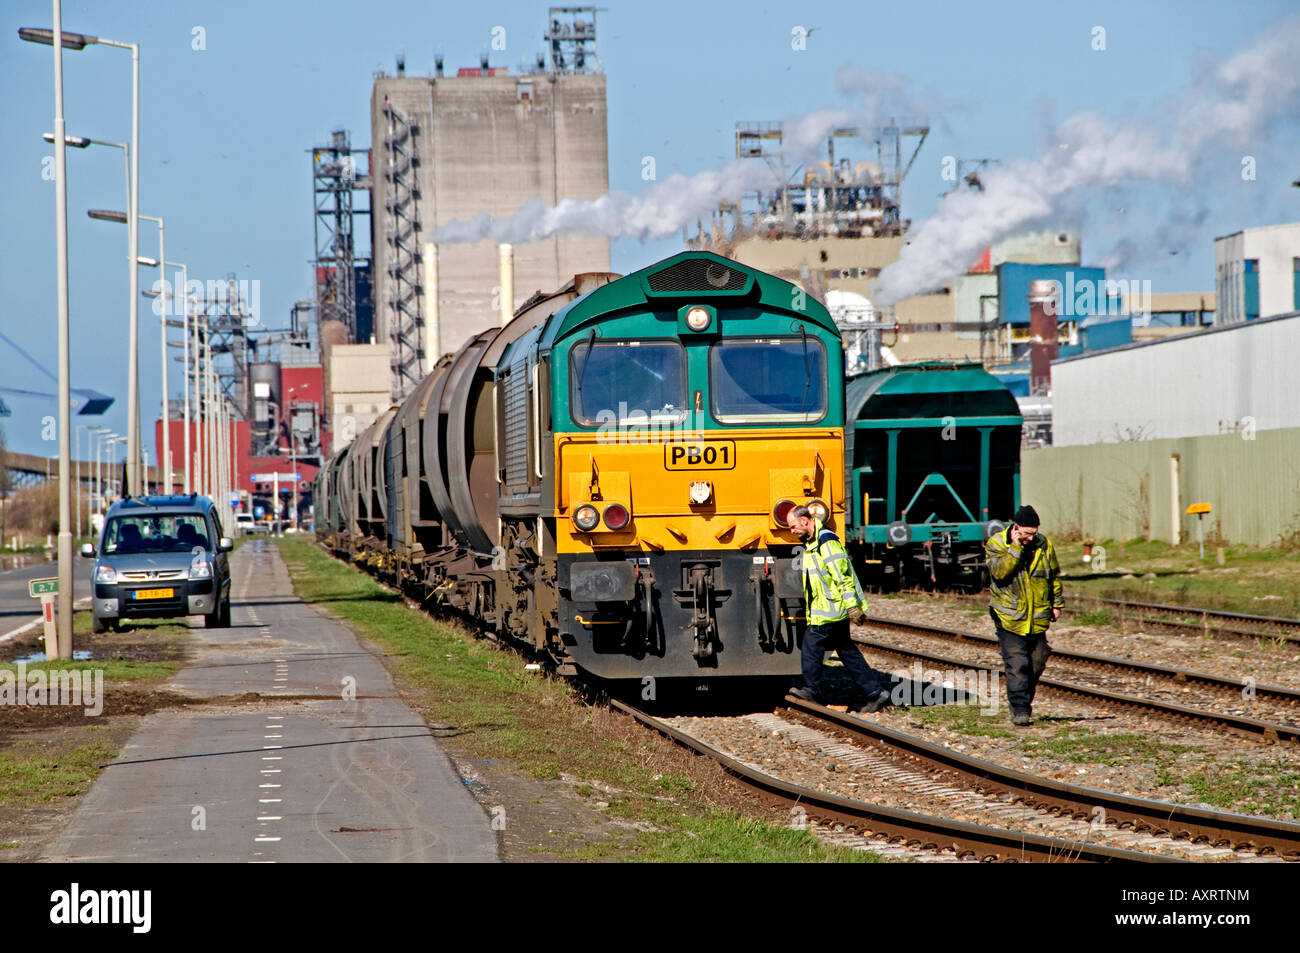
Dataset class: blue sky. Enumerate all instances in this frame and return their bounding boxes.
[2,0,1298,457]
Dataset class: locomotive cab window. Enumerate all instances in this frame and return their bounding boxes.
[709,337,828,423]
[569,339,687,427]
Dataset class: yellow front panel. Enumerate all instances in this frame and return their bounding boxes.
[554,428,844,554]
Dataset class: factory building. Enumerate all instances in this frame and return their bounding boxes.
[1214,222,1300,325]
[1137,292,1216,338]
[369,8,611,400]
[156,359,329,524]
[689,122,978,365]
[952,229,1082,354]
[327,343,391,452]
[1049,310,1300,446]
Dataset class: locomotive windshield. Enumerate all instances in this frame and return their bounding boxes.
[569,339,687,426]
[710,337,828,423]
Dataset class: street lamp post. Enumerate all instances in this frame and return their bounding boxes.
[174,263,190,493]
[194,318,205,496]
[141,216,168,493]
[149,261,192,492]
[74,422,97,539]
[92,428,107,521]
[98,209,178,498]
[104,434,124,505]
[20,7,74,658]
[45,133,128,209]
[206,325,215,499]
[24,23,143,499]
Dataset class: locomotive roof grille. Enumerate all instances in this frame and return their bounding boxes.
[643,258,751,296]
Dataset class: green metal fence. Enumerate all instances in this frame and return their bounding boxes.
[1022,427,1300,547]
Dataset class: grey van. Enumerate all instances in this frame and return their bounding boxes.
[82,494,233,632]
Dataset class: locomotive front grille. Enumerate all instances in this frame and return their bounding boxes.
[646,258,748,293]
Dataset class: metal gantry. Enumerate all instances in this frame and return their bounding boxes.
[545,7,602,74]
[382,101,424,401]
[311,130,371,343]
[694,120,931,248]
[197,274,253,420]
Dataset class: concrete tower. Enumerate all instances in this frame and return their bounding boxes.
[370,12,611,399]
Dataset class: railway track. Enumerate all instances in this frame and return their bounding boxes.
[856,616,1300,744]
[316,544,1297,861]
[866,613,1300,711]
[908,588,1300,643]
[611,699,1177,863]
[779,697,1300,861]
[1071,595,1300,643]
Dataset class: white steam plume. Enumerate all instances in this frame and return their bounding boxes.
[871,15,1300,305]
[431,160,781,245]
[431,68,934,246]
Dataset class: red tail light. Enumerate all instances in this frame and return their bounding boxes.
[603,504,630,530]
[772,499,796,527]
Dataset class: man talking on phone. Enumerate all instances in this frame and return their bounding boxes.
[986,505,1063,726]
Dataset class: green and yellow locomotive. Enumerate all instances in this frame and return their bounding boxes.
[315,252,847,683]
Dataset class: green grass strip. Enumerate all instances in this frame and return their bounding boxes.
[275,537,881,862]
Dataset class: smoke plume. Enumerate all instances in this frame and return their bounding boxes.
[871,15,1300,304]
[431,67,934,246]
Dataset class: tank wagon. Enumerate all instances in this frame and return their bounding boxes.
[843,363,1023,590]
[316,252,847,683]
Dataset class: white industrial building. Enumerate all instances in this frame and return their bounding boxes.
[1214,222,1300,325]
[1050,311,1300,446]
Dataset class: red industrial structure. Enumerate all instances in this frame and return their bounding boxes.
[154,362,330,525]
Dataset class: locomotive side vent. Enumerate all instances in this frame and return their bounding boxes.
[645,258,750,294]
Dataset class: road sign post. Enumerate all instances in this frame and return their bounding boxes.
[29,577,61,657]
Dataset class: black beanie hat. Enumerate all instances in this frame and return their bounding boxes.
[1013,505,1040,527]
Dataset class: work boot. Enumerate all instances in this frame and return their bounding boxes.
[855,689,892,714]
[1012,711,1032,727]
[788,686,822,704]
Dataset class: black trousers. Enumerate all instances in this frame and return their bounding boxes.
[801,617,887,701]
[990,609,1051,714]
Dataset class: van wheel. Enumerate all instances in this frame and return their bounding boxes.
[206,596,231,629]
[92,614,108,634]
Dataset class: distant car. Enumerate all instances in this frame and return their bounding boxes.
[235,513,267,535]
[82,494,233,632]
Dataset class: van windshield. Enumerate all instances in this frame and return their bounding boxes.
[103,513,211,554]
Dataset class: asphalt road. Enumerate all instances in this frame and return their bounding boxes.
[0,558,90,637]
[44,539,499,862]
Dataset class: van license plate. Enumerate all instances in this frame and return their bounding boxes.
[134,588,174,600]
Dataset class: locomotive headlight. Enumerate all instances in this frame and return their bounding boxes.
[689,481,713,505]
[602,504,631,531]
[685,307,711,332]
[772,499,796,527]
[806,499,829,521]
[574,504,601,532]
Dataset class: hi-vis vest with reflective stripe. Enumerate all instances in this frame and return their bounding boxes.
[986,529,1063,636]
[801,520,868,625]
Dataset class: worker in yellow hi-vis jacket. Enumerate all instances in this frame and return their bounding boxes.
[787,505,892,714]
[986,504,1064,726]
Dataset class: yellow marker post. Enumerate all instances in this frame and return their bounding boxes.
[1185,502,1212,559]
